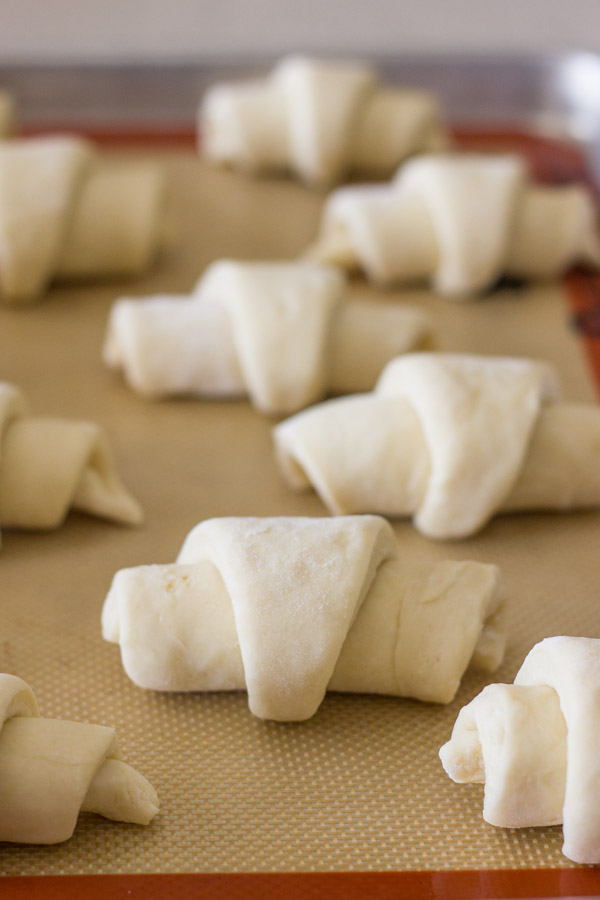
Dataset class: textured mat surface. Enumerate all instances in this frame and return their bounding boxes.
[0,149,599,876]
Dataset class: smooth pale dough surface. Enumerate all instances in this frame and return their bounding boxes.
[0,381,142,530]
[103,259,434,415]
[0,672,158,843]
[200,55,447,187]
[274,352,600,539]
[102,515,504,721]
[0,136,167,304]
[440,636,600,866]
[307,153,600,295]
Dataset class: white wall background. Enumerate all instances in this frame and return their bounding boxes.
[0,0,599,63]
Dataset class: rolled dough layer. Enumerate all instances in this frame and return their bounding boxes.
[274,352,600,539]
[0,381,142,531]
[103,515,504,721]
[104,260,434,415]
[307,154,600,295]
[440,636,600,865]
[200,55,447,187]
[0,136,168,304]
[0,672,158,843]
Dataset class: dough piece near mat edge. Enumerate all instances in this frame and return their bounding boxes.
[103,259,434,415]
[102,515,505,721]
[274,352,600,540]
[0,136,168,305]
[0,91,14,137]
[199,55,447,187]
[440,636,600,866]
[0,672,158,844]
[307,153,600,296]
[0,381,142,530]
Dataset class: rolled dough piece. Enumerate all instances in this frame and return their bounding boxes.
[0,91,14,137]
[307,153,600,295]
[102,515,505,721]
[440,636,600,865]
[200,55,447,187]
[274,352,600,539]
[0,672,158,843]
[0,136,168,304]
[103,260,434,415]
[0,381,142,530]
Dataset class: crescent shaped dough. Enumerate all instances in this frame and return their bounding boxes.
[102,515,505,721]
[103,260,434,415]
[0,382,142,530]
[307,153,600,295]
[0,91,14,137]
[200,56,447,187]
[0,672,158,843]
[274,352,600,539]
[439,636,600,865]
[0,136,168,304]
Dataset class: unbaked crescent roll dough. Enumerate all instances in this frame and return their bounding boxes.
[0,382,142,530]
[200,55,447,187]
[103,260,434,415]
[102,515,505,721]
[274,352,600,539]
[0,136,168,304]
[440,636,600,865]
[307,153,600,295]
[0,672,158,843]
[0,91,14,137]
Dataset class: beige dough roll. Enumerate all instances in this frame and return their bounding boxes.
[274,352,600,539]
[200,55,447,187]
[0,673,158,843]
[0,136,169,304]
[0,382,142,531]
[104,260,434,415]
[307,153,600,296]
[440,636,600,865]
[102,515,504,721]
[0,90,14,137]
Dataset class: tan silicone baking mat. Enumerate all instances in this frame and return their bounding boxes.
[1,143,599,878]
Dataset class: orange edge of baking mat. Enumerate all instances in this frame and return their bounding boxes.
[2,870,600,900]
[3,127,600,896]
[564,269,600,398]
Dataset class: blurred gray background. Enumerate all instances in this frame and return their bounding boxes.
[1,0,599,62]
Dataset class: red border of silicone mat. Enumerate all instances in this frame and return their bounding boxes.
[4,126,600,898]
[2,869,600,899]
